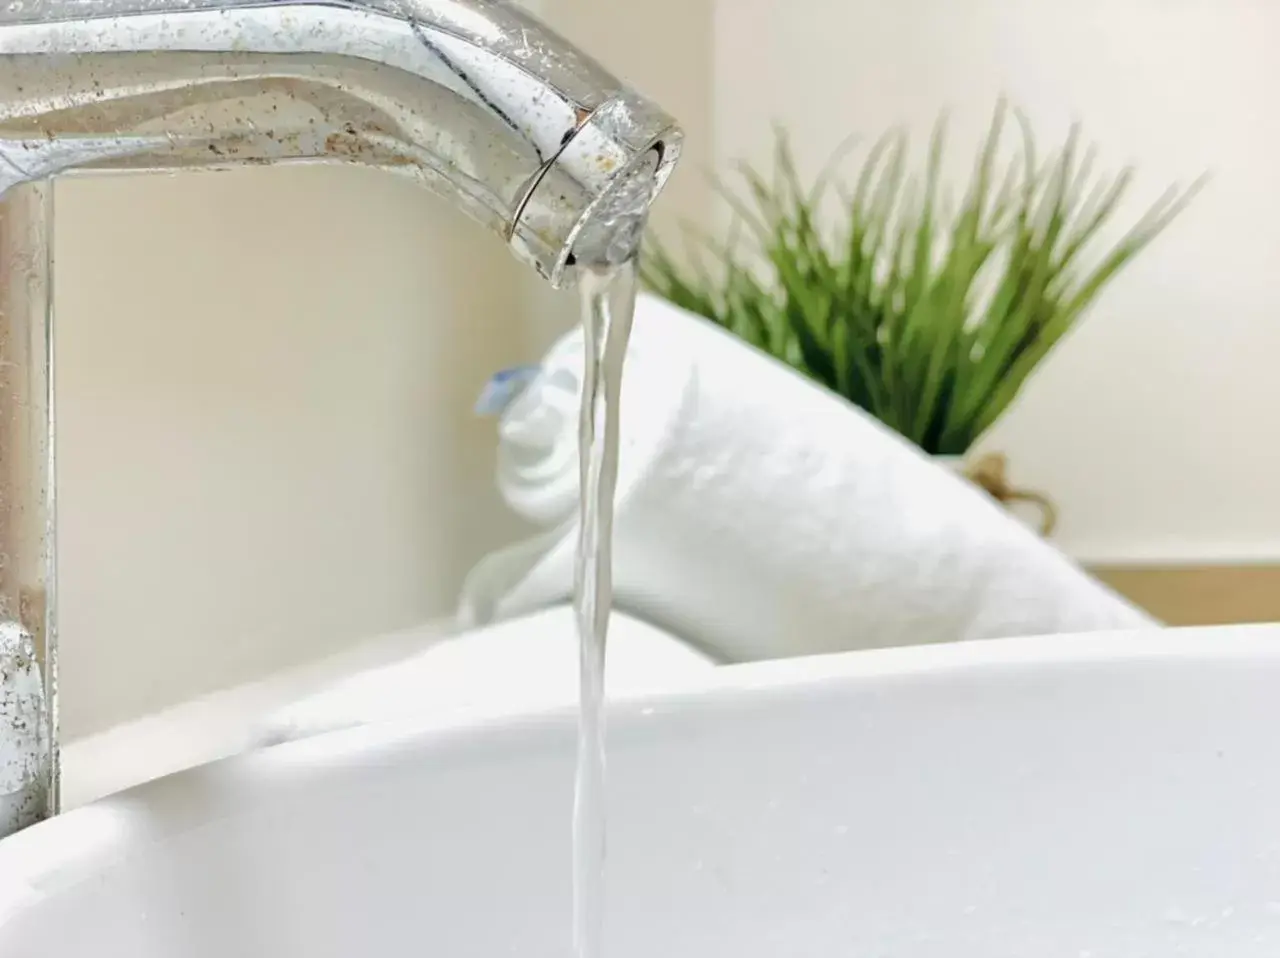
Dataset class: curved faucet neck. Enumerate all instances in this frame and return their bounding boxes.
[0,0,682,285]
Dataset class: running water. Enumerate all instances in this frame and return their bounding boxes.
[572,257,641,958]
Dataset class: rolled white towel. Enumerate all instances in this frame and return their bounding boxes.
[461,294,1157,661]
[258,606,717,745]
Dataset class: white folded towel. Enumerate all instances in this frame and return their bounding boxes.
[460,294,1157,661]
[258,606,716,745]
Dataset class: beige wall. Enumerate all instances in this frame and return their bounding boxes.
[53,2,716,738]
[55,167,534,737]
[56,0,1276,735]
[712,0,1280,565]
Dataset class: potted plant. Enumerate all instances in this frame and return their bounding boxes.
[642,102,1203,533]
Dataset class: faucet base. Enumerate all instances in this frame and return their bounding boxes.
[0,181,57,841]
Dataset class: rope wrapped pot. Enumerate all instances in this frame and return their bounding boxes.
[960,453,1059,538]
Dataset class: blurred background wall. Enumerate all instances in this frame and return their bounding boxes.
[52,0,714,738]
[50,0,1278,737]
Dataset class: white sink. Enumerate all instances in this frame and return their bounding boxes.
[3,625,1280,957]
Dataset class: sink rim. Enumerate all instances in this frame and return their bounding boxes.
[4,622,1279,916]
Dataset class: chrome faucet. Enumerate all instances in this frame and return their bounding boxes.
[0,0,683,838]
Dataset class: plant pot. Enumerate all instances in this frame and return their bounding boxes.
[932,452,1058,538]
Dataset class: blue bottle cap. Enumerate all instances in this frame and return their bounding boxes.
[475,364,543,417]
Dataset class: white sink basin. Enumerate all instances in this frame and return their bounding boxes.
[4,625,1280,957]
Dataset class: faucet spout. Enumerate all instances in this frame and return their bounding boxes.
[0,0,683,282]
[0,0,683,839]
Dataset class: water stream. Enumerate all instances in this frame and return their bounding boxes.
[571,257,640,958]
